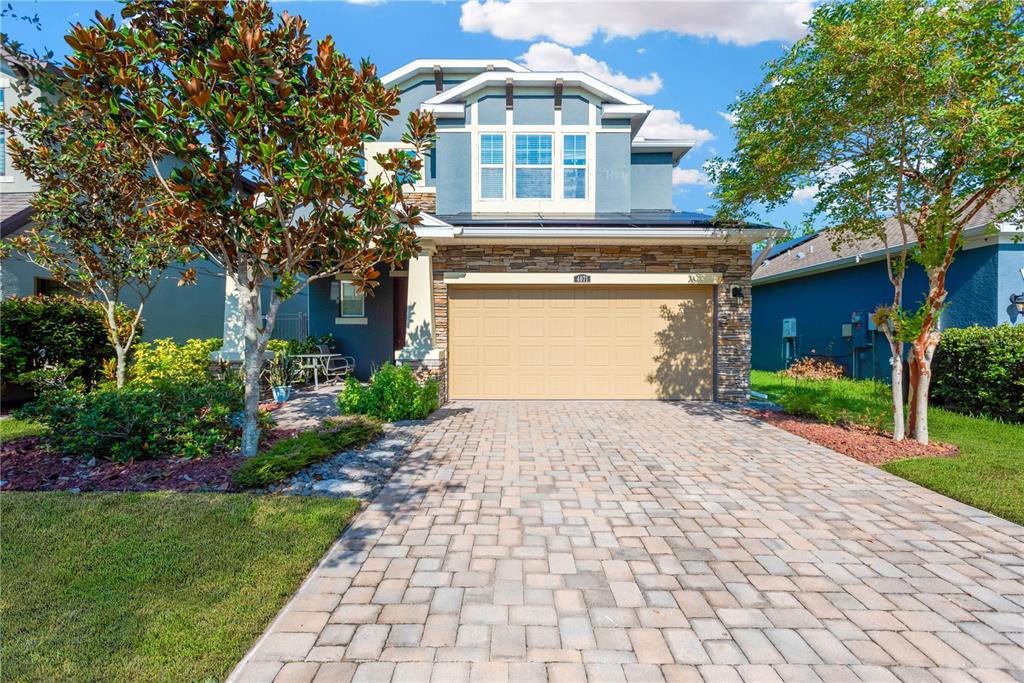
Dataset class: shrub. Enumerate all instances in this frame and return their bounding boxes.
[932,325,1024,423]
[233,416,382,488]
[266,333,334,357]
[0,295,139,390]
[130,338,223,385]
[18,376,243,461]
[338,363,439,422]
[782,356,846,380]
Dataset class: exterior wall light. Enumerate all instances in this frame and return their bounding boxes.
[1012,293,1024,314]
[731,286,744,298]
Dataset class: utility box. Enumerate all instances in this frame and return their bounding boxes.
[850,310,871,348]
[841,323,853,338]
[782,318,797,338]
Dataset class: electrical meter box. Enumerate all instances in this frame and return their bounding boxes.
[842,323,853,338]
[850,310,870,348]
[782,318,797,338]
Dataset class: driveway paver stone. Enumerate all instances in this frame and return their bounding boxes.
[231,401,1024,683]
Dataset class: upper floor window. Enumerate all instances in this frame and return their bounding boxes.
[563,134,587,199]
[514,134,552,199]
[479,133,504,199]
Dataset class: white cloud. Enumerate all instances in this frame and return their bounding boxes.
[460,0,812,47]
[672,168,711,186]
[717,110,739,125]
[518,42,663,96]
[791,185,819,203]
[637,109,714,146]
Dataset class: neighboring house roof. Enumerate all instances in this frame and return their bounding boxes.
[1,194,34,237]
[753,190,1021,285]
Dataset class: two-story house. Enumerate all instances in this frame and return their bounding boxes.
[247,59,776,402]
[3,53,775,402]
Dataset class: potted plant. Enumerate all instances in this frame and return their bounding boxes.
[267,353,295,403]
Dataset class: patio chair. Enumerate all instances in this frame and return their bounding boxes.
[316,344,355,384]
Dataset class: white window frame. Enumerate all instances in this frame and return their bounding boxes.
[513,133,554,200]
[339,281,365,318]
[478,133,505,200]
[562,133,587,200]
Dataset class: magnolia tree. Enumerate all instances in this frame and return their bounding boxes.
[61,1,435,456]
[710,0,1023,443]
[0,53,185,387]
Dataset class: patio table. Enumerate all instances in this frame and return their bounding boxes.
[288,353,345,389]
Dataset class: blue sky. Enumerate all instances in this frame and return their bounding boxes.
[4,0,816,228]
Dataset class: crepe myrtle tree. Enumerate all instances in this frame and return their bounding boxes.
[61,1,436,455]
[0,51,187,388]
[709,0,1024,443]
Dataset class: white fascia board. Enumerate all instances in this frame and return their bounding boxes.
[423,71,644,107]
[436,225,778,246]
[601,103,652,118]
[421,102,467,118]
[631,139,695,164]
[381,59,527,86]
[752,222,1007,286]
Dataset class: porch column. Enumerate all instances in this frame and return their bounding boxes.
[212,272,246,362]
[397,242,444,366]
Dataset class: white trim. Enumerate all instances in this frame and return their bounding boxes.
[0,177,13,183]
[381,59,527,87]
[601,103,653,118]
[631,138,694,164]
[434,225,780,246]
[335,317,368,326]
[423,71,645,108]
[443,272,723,286]
[0,77,10,88]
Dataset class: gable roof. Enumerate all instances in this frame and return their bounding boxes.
[753,190,1021,284]
[422,70,647,110]
[380,59,527,87]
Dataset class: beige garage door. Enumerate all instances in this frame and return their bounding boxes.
[448,285,713,400]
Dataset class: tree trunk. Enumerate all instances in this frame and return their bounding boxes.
[239,284,264,458]
[885,334,905,441]
[908,333,939,444]
[114,345,128,388]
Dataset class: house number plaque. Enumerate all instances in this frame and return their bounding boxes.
[573,274,591,283]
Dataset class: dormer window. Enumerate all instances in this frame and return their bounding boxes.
[514,134,552,199]
[480,133,504,199]
[563,134,587,199]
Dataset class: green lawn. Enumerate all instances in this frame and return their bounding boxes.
[0,416,46,441]
[1,492,360,682]
[751,370,1024,525]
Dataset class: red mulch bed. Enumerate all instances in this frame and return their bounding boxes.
[0,427,299,493]
[745,409,959,466]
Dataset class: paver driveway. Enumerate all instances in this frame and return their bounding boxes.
[233,401,1024,683]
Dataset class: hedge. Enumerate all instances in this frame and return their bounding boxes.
[931,324,1024,423]
[0,295,138,390]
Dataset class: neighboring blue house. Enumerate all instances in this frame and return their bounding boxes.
[751,194,1023,380]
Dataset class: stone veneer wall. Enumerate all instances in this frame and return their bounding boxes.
[404,191,436,214]
[431,244,752,403]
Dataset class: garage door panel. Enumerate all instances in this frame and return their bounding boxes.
[449,285,712,400]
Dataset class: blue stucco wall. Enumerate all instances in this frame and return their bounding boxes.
[562,95,589,125]
[435,132,472,214]
[382,78,471,141]
[997,243,1024,325]
[477,94,505,125]
[630,153,673,211]
[595,132,631,213]
[512,92,554,126]
[307,268,396,379]
[752,244,1006,379]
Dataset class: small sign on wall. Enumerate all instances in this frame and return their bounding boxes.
[573,274,591,284]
